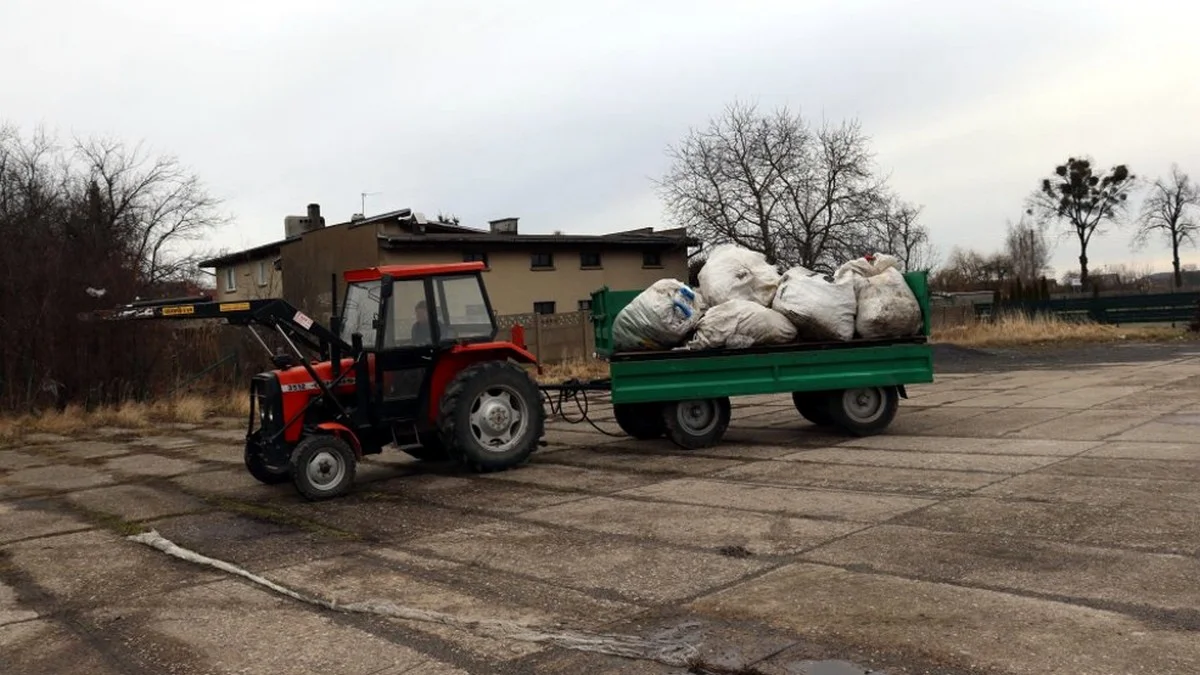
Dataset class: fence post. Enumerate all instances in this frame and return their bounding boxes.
[534,313,543,361]
[579,311,589,360]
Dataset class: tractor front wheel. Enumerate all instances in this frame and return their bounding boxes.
[244,432,290,485]
[290,435,357,500]
[438,360,544,472]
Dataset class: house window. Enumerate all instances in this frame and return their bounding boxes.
[463,251,489,267]
[578,299,592,312]
[533,301,556,315]
[531,252,554,269]
[642,251,662,268]
[257,260,268,287]
[224,267,236,292]
[580,251,601,268]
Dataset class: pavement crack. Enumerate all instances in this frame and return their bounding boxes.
[127,529,703,668]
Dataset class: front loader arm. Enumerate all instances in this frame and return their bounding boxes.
[92,296,352,356]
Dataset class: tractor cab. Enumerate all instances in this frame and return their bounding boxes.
[336,262,501,352]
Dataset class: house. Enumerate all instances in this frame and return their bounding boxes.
[198,203,692,321]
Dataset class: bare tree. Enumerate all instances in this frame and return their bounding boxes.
[871,198,939,271]
[73,136,228,291]
[657,101,896,272]
[1004,214,1052,283]
[0,124,226,410]
[1027,156,1136,287]
[1134,164,1199,288]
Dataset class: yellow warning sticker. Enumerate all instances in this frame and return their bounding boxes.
[161,306,195,316]
[220,302,251,312]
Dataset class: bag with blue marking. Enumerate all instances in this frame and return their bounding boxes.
[612,279,707,351]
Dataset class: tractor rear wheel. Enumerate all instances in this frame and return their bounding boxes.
[438,360,544,472]
[244,432,290,485]
[662,397,731,449]
[613,403,666,439]
[290,435,357,500]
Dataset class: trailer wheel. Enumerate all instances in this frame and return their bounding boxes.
[290,435,357,500]
[244,432,290,485]
[791,392,836,427]
[438,360,544,472]
[613,403,666,439]
[827,386,899,436]
[663,397,731,449]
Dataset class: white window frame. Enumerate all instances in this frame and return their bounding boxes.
[257,260,268,287]
[225,267,237,292]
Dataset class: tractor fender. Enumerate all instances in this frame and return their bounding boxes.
[314,422,364,459]
[425,342,539,422]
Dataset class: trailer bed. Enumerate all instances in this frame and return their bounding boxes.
[585,271,936,447]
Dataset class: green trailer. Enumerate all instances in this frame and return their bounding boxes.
[585,272,935,449]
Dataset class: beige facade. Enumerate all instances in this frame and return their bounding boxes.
[200,206,692,323]
[379,247,685,316]
[216,254,284,301]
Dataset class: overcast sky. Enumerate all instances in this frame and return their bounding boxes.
[5,0,1199,279]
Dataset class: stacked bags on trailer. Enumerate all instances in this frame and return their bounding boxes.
[608,244,923,353]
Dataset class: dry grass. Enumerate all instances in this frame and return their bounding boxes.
[0,388,251,445]
[534,358,611,383]
[934,312,1196,348]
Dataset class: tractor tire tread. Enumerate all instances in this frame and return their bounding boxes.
[289,434,357,501]
[437,360,544,473]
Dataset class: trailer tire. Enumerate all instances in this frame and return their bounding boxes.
[438,360,544,473]
[290,435,357,500]
[663,397,731,449]
[827,386,899,436]
[791,392,836,427]
[613,403,666,439]
[244,432,290,485]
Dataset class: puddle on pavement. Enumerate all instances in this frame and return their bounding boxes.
[1163,414,1200,426]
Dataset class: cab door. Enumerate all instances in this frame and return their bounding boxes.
[372,275,437,424]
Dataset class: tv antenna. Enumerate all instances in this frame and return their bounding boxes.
[360,191,382,215]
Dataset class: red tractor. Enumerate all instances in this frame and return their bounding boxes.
[99,262,545,500]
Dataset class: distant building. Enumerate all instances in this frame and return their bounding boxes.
[198,204,692,320]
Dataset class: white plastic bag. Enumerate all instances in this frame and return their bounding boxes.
[697,244,781,307]
[686,299,797,351]
[771,267,857,341]
[612,279,706,351]
[833,254,922,339]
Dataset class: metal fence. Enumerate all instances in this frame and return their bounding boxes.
[974,292,1200,325]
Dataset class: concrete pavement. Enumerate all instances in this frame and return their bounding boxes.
[3,346,1200,674]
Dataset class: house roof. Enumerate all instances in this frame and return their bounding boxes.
[197,205,693,268]
[198,236,296,268]
[377,227,694,251]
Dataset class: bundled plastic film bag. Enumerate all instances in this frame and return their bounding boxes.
[697,244,781,307]
[771,266,857,341]
[833,254,922,339]
[686,299,797,351]
[611,279,706,351]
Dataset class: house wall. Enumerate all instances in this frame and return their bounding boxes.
[380,247,688,316]
[279,223,380,323]
[216,255,283,301]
